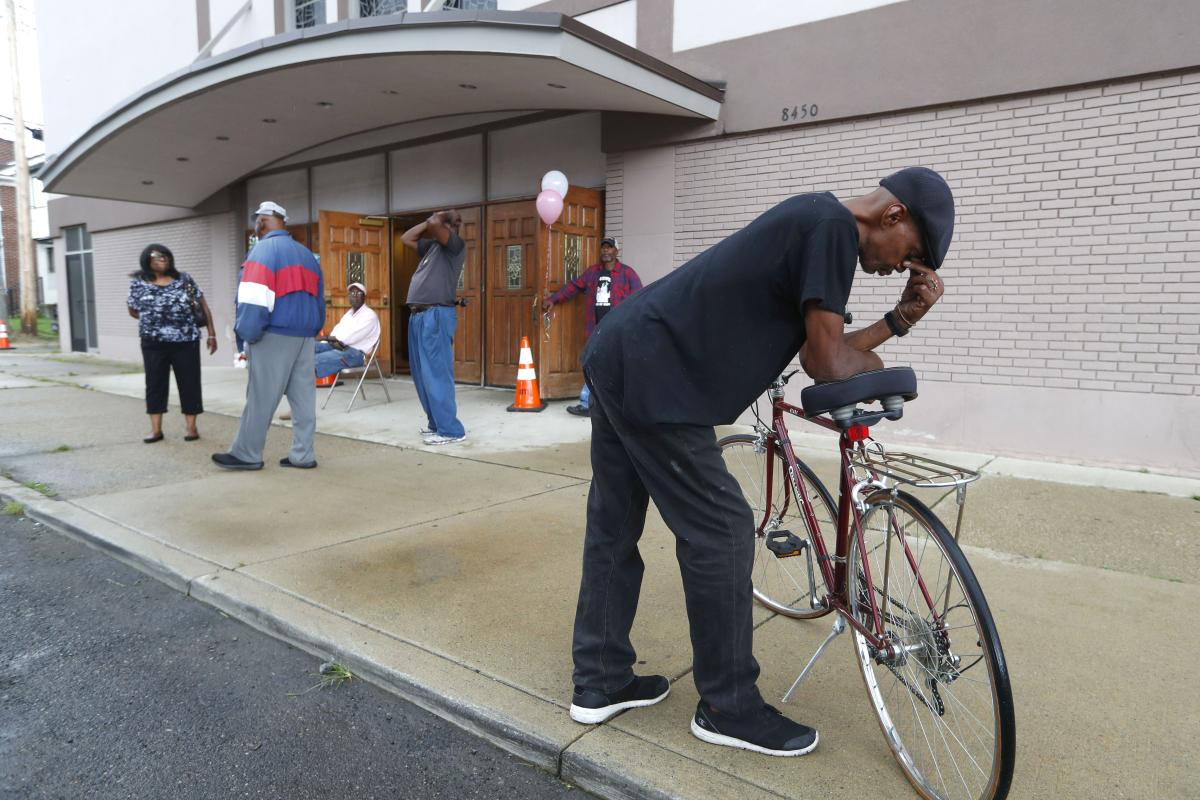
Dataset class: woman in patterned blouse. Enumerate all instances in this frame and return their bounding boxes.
[126,244,216,443]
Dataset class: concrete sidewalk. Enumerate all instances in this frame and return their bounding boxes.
[3,350,1198,799]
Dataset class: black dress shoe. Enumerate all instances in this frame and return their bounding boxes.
[211,453,264,470]
[566,404,591,417]
[279,458,317,469]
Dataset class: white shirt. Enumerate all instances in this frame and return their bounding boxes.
[330,304,381,355]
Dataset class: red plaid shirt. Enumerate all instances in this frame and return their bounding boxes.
[548,260,643,338]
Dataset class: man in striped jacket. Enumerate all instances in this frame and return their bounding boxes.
[213,201,325,471]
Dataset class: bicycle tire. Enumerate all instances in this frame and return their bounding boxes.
[718,433,836,619]
[848,490,1015,800]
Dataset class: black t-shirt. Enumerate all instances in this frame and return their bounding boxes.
[594,267,613,325]
[583,193,857,426]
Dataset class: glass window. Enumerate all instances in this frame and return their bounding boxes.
[294,0,326,28]
[359,0,406,15]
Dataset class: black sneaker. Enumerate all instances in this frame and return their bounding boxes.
[211,453,264,471]
[279,458,318,469]
[691,702,819,757]
[566,404,591,417]
[569,675,670,724]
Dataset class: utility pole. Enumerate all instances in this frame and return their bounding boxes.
[4,0,36,333]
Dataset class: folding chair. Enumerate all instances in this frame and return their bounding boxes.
[321,338,392,412]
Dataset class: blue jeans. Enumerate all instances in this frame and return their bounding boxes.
[408,306,464,438]
[314,341,364,378]
[579,382,591,408]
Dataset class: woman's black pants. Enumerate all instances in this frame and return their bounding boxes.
[141,339,203,415]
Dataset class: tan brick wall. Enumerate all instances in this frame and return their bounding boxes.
[605,152,624,244]
[669,71,1200,398]
[92,212,241,362]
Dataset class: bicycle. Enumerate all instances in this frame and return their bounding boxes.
[718,367,1015,800]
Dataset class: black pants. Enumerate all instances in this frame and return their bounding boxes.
[141,339,203,415]
[571,372,763,715]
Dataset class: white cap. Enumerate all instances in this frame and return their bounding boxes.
[347,282,366,293]
[253,200,288,222]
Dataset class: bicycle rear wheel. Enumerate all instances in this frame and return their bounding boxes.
[718,433,835,618]
[848,491,1015,800]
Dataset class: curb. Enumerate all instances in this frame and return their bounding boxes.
[0,479,599,795]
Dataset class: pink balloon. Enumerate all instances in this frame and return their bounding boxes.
[536,189,563,226]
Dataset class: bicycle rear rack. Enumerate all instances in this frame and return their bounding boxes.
[848,443,981,490]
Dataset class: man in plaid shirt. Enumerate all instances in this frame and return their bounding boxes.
[543,237,644,417]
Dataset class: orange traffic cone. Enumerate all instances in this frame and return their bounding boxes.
[0,321,10,350]
[507,335,546,412]
[315,329,336,386]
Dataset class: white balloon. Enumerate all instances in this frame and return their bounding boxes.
[541,170,569,197]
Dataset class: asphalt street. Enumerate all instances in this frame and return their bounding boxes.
[0,511,587,800]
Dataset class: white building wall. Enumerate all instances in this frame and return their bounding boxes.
[662,70,1200,474]
[488,113,606,200]
[673,0,910,52]
[312,154,388,217]
[246,170,309,226]
[390,136,484,214]
[209,0,280,57]
[35,1,198,153]
[576,1,637,47]
[90,212,242,363]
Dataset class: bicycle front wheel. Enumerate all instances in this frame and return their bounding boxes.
[848,491,1015,800]
[719,433,835,619]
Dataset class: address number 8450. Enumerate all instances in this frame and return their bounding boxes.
[782,104,819,122]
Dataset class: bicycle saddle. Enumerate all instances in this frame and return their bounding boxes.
[800,367,918,419]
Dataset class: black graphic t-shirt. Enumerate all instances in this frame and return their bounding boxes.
[593,267,613,325]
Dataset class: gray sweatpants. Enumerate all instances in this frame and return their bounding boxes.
[229,332,316,465]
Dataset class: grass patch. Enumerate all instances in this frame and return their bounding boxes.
[21,481,57,498]
[1193,495,1199,502]
[6,314,56,340]
[289,661,354,696]
[3,500,23,515]
[52,444,71,453]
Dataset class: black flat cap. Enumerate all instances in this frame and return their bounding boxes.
[879,167,955,269]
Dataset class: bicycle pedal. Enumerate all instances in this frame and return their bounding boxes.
[766,530,807,558]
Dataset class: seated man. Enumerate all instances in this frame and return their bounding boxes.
[316,282,380,377]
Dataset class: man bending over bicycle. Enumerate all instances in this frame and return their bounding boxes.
[568,167,954,756]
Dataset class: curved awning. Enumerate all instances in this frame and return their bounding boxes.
[38,11,723,207]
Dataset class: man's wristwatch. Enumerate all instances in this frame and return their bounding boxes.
[884,310,908,338]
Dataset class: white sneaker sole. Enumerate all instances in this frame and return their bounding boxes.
[569,684,670,725]
[690,718,819,757]
[426,436,466,446]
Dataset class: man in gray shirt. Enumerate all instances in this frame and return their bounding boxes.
[401,210,466,444]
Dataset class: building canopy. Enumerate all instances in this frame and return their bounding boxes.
[38,11,722,208]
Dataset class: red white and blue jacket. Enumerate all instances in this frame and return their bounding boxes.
[235,230,325,343]
[548,260,643,338]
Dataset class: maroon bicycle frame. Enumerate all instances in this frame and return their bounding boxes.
[758,394,943,652]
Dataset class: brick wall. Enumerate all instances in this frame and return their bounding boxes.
[605,152,624,243]
[92,212,240,362]
[670,71,1200,398]
[0,139,20,313]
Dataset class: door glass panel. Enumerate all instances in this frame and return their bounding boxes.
[505,245,523,289]
[563,233,582,282]
[66,254,87,352]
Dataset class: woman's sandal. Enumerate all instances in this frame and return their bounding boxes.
[143,433,164,444]
[184,433,200,442]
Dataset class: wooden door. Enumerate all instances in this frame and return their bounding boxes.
[538,186,604,398]
[454,207,483,383]
[319,211,392,374]
[485,201,540,388]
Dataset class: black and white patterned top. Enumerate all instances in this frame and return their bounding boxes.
[127,274,204,343]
